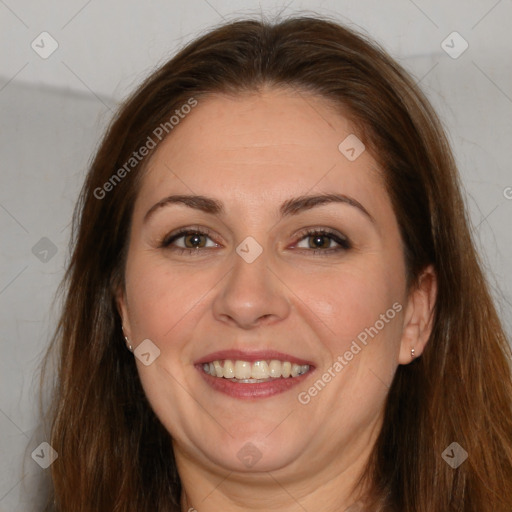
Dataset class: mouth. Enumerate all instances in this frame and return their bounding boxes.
[195,350,315,399]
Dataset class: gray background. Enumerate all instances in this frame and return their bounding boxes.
[1,0,511,509]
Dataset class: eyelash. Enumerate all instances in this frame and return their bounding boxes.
[159,225,352,257]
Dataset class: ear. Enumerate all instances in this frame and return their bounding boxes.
[398,264,437,364]
[115,284,132,340]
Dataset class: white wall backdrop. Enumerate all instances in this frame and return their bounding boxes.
[1,0,511,509]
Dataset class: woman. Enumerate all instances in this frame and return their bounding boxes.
[41,15,512,511]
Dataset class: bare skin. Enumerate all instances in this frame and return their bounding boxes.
[117,87,437,511]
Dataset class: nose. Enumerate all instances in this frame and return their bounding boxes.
[211,245,291,329]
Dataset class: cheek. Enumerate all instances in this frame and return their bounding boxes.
[304,262,401,345]
[124,259,179,338]
[302,270,403,408]
[124,255,220,345]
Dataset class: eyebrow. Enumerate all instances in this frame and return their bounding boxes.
[143,192,375,224]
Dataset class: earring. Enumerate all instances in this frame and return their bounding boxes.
[122,326,133,353]
[411,348,416,360]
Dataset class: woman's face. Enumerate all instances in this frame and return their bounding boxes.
[117,87,433,481]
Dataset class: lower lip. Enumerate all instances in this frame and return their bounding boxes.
[196,365,314,399]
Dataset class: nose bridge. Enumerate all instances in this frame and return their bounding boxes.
[212,238,290,328]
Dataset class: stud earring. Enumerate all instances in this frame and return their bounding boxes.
[122,326,133,353]
[411,347,416,360]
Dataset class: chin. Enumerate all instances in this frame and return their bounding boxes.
[205,441,299,473]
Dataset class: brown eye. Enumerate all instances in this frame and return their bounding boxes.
[181,232,207,249]
[160,227,219,254]
[308,233,332,249]
[294,229,351,254]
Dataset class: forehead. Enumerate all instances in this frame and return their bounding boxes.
[134,88,385,216]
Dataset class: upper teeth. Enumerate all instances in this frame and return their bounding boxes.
[202,360,310,379]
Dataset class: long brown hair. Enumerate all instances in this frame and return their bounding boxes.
[41,15,512,511]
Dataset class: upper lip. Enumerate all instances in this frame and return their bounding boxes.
[194,349,315,367]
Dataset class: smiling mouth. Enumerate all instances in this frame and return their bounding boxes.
[201,359,311,383]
